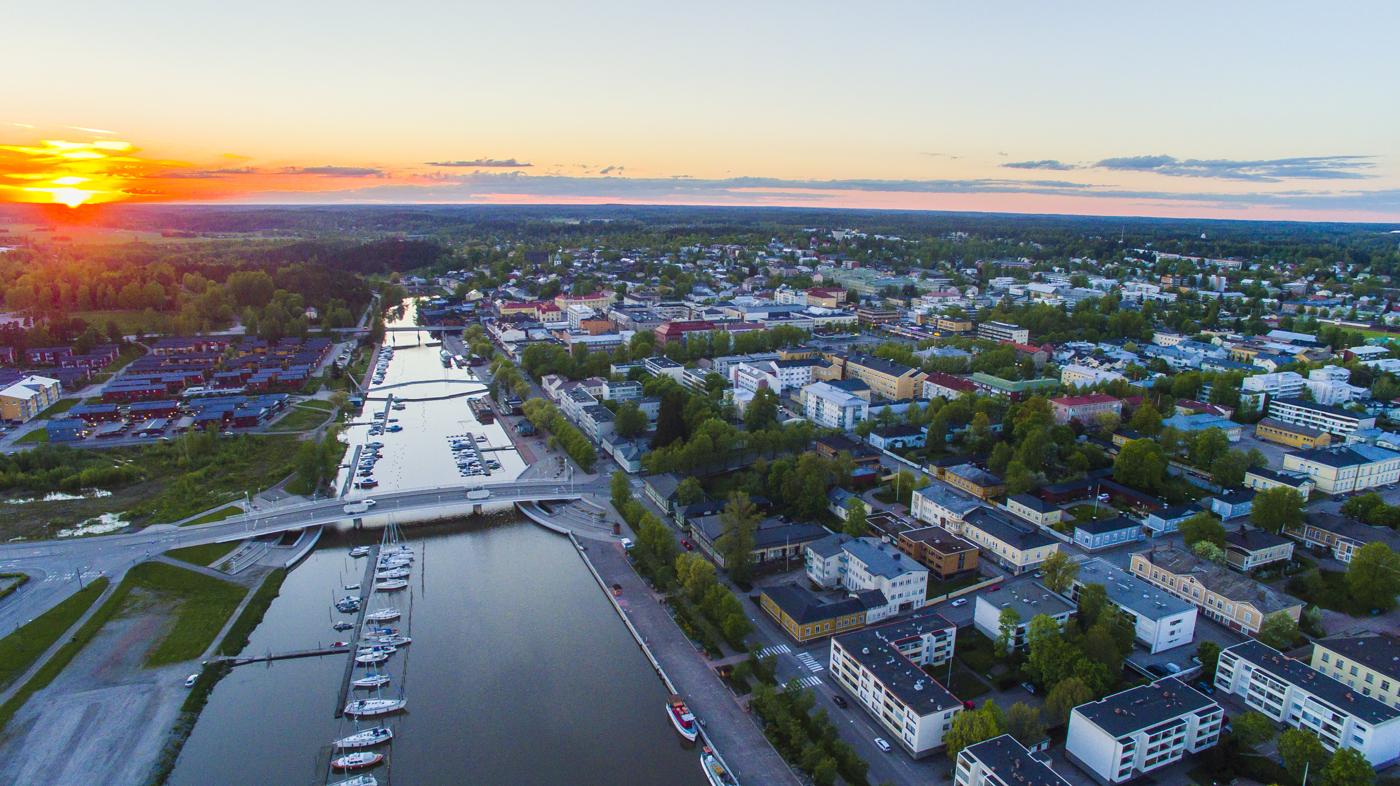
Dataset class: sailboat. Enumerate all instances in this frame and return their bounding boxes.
[331,751,384,770]
[353,672,391,689]
[374,568,410,581]
[334,726,394,749]
[349,546,370,558]
[355,650,391,666]
[365,608,400,623]
[375,579,408,591]
[344,697,406,717]
[371,634,411,647]
[329,776,377,786]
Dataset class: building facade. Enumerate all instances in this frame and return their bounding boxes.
[1066,678,1223,783]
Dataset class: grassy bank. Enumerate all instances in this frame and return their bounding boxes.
[217,568,287,656]
[0,578,108,693]
[0,578,112,732]
[272,404,334,431]
[123,561,246,667]
[164,540,241,567]
[177,505,244,527]
[0,572,30,603]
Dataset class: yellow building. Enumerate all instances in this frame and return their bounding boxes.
[843,353,926,401]
[0,375,61,423]
[760,584,870,643]
[1310,635,1400,708]
[554,290,616,311]
[941,463,1005,501]
[960,508,1059,574]
[1254,417,1332,449]
[1129,546,1302,635]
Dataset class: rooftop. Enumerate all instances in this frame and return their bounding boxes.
[964,508,1055,551]
[762,584,881,625]
[1224,640,1400,725]
[962,735,1071,786]
[833,610,961,715]
[1314,634,1400,680]
[1077,558,1193,622]
[1134,546,1299,615]
[978,576,1075,621]
[843,537,928,579]
[1073,677,1219,737]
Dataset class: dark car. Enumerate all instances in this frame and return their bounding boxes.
[1146,664,1171,677]
[832,694,848,708]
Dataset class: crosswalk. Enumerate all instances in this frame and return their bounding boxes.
[796,651,825,673]
[756,644,791,658]
[796,675,823,688]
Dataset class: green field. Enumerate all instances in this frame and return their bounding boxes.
[14,428,48,445]
[177,504,245,528]
[36,398,79,419]
[164,540,241,567]
[120,561,246,667]
[272,403,334,431]
[0,579,109,693]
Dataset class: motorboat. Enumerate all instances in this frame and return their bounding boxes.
[331,751,384,770]
[336,598,361,614]
[333,622,355,632]
[349,546,370,558]
[367,626,398,636]
[700,748,738,786]
[344,697,406,717]
[357,644,397,656]
[374,568,410,580]
[667,699,699,742]
[373,634,411,647]
[352,673,391,689]
[329,776,378,786]
[344,583,360,591]
[355,651,390,665]
[376,579,408,591]
[334,726,393,749]
[365,608,400,623]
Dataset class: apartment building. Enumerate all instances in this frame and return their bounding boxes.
[923,371,977,401]
[1311,635,1400,710]
[1267,397,1376,437]
[803,381,869,430]
[1129,546,1302,636]
[1281,444,1400,495]
[972,578,1074,651]
[830,611,961,757]
[1254,417,1332,449]
[962,508,1060,575]
[805,535,928,622]
[910,482,985,531]
[1242,371,1307,399]
[1216,640,1400,766]
[0,374,61,423]
[896,526,980,581]
[1050,393,1123,425]
[956,735,1071,786]
[942,463,1006,500]
[1073,559,1196,654]
[977,321,1030,344]
[844,353,926,401]
[1060,366,1127,391]
[1066,678,1224,783]
[642,355,685,381]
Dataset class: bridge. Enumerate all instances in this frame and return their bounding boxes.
[325,325,466,334]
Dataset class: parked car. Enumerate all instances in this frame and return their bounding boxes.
[832,694,847,709]
[874,738,891,753]
[1020,682,1037,695]
[950,598,968,607]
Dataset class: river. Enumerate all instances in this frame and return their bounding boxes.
[169,519,708,786]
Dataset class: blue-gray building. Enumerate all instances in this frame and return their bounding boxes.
[1073,516,1144,551]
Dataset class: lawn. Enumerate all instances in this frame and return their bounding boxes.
[926,572,984,599]
[941,662,991,700]
[119,561,246,667]
[36,398,79,419]
[0,578,109,692]
[272,404,334,431]
[1068,503,1121,522]
[0,573,30,602]
[177,504,244,527]
[14,428,48,444]
[164,540,241,567]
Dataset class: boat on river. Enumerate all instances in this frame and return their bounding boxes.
[355,651,390,665]
[349,546,370,558]
[353,672,391,689]
[331,751,384,770]
[667,698,699,742]
[365,608,400,623]
[344,697,406,717]
[374,568,410,581]
[334,726,393,749]
[700,748,738,786]
[376,579,408,591]
[329,776,377,786]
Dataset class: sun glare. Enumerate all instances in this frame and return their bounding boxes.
[0,137,138,208]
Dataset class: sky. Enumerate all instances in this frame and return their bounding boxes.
[3,1,1399,221]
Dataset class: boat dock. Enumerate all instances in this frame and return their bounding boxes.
[218,645,351,667]
[333,544,380,718]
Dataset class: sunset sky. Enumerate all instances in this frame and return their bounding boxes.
[4,1,1399,221]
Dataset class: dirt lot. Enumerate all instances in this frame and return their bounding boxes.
[0,590,192,786]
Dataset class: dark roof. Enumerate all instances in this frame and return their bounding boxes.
[1210,488,1256,506]
[1008,493,1058,513]
[848,353,919,378]
[1272,397,1364,419]
[1224,640,1399,725]
[1076,516,1141,536]
[763,584,879,624]
[899,526,977,555]
[964,508,1054,550]
[1225,527,1289,553]
[833,610,960,715]
[962,735,1070,786]
[1073,677,1220,737]
[1315,635,1400,681]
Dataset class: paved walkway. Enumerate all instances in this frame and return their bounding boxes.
[584,542,800,786]
[0,572,121,707]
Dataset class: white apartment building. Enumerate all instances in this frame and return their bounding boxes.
[804,535,928,622]
[1267,397,1376,437]
[729,359,814,396]
[972,577,1074,651]
[910,482,985,531]
[1241,371,1306,399]
[1215,640,1400,766]
[830,611,961,757]
[1060,364,1126,389]
[1073,559,1197,654]
[642,355,685,382]
[976,321,1030,344]
[956,735,1071,786]
[1066,678,1223,783]
[803,381,868,430]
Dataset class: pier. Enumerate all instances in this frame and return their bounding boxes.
[333,544,380,718]
[217,645,351,667]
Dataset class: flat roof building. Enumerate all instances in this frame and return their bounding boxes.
[956,735,1071,786]
[1066,678,1223,783]
[1073,559,1196,654]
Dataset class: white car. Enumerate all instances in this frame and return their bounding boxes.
[184,674,199,688]
[949,598,968,607]
[874,738,891,753]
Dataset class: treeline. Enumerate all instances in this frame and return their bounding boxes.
[0,445,142,493]
[521,399,596,472]
[516,325,811,384]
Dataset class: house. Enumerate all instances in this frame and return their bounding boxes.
[868,424,926,451]
[910,482,985,530]
[1268,397,1376,437]
[643,474,684,523]
[1129,546,1302,635]
[1066,678,1223,783]
[827,488,870,521]
[1143,504,1198,535]
[45,417,86,442]
[1311,634,1400,710]
[956,735,1071,786]
[1073,516,1144,551]
[972,577,1074,650]
[691,514,828,571]
[941,463,1005,500]
[830,611,960,757]
[759,584,877,643]
[1282,444,1400,495]
[1005,494,1063,529]
[1254,417,1333,449]
[1224,527,1295,572]
[1072,559,1196,653]
[1286,512,1400,565]
[1243,466,1315,498]
[804,535,928,621]
[961,508,1059,574]
[1202,489,1255,521]
[1051,394,1122,426]
[896,526,979,581]
[1216,640,1400,766]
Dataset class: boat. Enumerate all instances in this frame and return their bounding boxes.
[353,673,391,689]
[357,645,397,656]
[374,568,410,581]
[333,622,355,632]
[345,583,360,591]
[365,608,400,623]
[329,776,377,786]
[349,547,370,558]
[376,579,408,591]
[700,748,738,786]
[367,626,398,636]
[667,699,699,742]
[335,598,361,613]
[344,698,406,717]
[331,751,384,770]
[355,651,390,665]
[373,634,411,647]
[334,726,393,749]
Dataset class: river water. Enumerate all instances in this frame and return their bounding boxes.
[170,520,708,786]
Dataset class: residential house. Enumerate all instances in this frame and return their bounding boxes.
[910,482,985,531]
[759,584,878,644]
[1074,516,1144,551]
[1282,444,1400,495]
[692,514,828,571]
[1129,546,1302,635]
[1287,512,1400,565]
[941,463,1005,500]
[962,508,1059,574]
[896,526,979,581]
[1006,493,1063,529]
[1243,466,1315,498]
[1202,489,1255,521]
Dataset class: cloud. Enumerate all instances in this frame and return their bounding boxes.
[1003,159,1078,171]
[425,158,531,168]
[922,152,961,160]
[1092,154,1375,182]
[281,166,386,177]
[155,167,258,179]
[599,165,624,175]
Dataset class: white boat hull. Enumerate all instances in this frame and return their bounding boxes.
[344,698,406,717]
[335,727,394,749]
[376,580,408,591]
[365,609,400,622]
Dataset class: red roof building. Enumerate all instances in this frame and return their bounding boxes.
[1050,393,1122,425]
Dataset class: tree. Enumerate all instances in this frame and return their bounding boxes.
[1128,403,1162,436]
[944,702,1005,758]
[1179,513,1226,548]
[675,477,704,507]
[1278,729,1329,783]
[610,470,631,510]
[675,552,717,603]
[1191,540,1227,564]
[996,606,1021,657]
[1006,703,1045,748]
[652,390,688,449]
[1345,542,1400,612]
[1113,438,1167,492]
[1076,583,1110,631]
[1251,487,1305,534]
[1039,551,1079,594]
[1025,614,1082,687]
[614,401,647,438]
[1321,747,1375,786]
[1257,611,1300,650]
[1231,711,1276,749]
[717,492,760,583]
[843,497,868,537]
[1196,641,1221,682]
[1210,450,1254,489]
[1042,677,1093,727]
[744,387,781,432]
